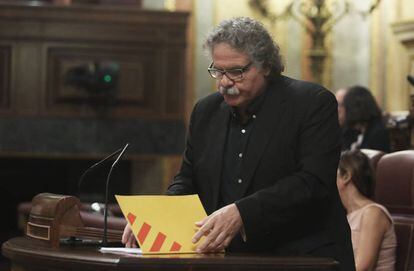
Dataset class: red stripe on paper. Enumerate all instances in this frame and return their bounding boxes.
[127,213,136,225]
[149,232,166,252]
[170,241,182,252]
[137,222,151,244]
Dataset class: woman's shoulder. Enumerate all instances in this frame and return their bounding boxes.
[361,203,393,229]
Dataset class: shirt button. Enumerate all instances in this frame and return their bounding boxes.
[241,129,246,134]
[252,114,256,119]
[238,153,243,158]
[238,179,242,184]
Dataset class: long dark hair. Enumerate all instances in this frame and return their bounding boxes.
[338,150,375,198]
[343,85,382,128]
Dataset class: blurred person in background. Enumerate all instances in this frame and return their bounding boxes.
[335,86,390,153]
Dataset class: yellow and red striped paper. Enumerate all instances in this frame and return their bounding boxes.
[115,195,207,254]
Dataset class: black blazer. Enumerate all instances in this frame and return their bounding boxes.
[168,76,355,271]
[341,118,391,153]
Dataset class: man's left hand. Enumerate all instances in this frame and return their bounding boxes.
[192,203,243,253]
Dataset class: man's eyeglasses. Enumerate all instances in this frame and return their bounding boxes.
[207,62,252,81]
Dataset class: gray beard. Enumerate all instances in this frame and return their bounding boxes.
[219,86,240,96]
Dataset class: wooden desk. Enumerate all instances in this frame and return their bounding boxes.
[2,237,339,271]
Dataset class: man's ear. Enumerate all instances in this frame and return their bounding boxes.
[263,68,271,77]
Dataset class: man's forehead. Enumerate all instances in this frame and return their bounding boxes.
[212,62,249,70]
[212,54,250,69]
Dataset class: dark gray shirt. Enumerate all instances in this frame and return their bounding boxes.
[219,90,267,207]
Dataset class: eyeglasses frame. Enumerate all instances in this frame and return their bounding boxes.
[207,61,252,81]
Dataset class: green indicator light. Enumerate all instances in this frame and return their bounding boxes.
[104,75,112,83]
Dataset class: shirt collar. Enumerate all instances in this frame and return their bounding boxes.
[229,85,268,120]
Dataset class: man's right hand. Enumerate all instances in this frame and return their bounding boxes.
[121,223,138,248]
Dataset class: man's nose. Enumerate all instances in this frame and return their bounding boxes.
[219,73,234,88]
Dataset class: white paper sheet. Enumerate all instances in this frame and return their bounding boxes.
[100,247,142,255]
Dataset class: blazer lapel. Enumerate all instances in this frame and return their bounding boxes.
[207,100,231,210]
[237,78,288,197]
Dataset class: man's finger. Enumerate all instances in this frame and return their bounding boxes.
[192,225,209,243]
[127,233,137,248]
[198,227,227,252]
[212,230,227,247]
[195,215,209,227]
[122,224,132,244]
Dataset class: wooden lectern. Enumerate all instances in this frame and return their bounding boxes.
[2,236,340,271]
[2,194,340,271]
[25,193,122,248]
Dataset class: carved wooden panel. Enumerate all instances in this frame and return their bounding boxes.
[46,46,163,117]
[0,3,188,119]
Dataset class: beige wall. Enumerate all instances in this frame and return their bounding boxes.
[371,0,414,112]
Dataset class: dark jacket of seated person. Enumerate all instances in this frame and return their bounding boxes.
[341,118,390,153]
[340,86,390,153]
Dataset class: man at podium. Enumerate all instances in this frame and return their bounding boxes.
[123,17,355,271]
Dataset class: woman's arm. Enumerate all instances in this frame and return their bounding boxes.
[355,206,391,271]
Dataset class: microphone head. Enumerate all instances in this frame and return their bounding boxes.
[407,75,414,86]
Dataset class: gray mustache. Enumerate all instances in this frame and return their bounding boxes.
[219,87,240,96]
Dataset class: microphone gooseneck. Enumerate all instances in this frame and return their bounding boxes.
[77,147,125,193]
[102,143,129,246]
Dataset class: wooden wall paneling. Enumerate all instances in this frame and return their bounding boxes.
[165,49,186,116]
[44,45,165,118]
[0,44,11,112]
[0,2,189,168]
[0,3,189,120]
[13,43,44,115]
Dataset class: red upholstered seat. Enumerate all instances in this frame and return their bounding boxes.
[375,150,414,215]
[371,150,414,270]
[393,215,414,271]
[360,148,385,172]
[80,211,126,230]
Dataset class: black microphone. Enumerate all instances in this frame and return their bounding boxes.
[77,146,126,193]
[408,75,414,86]
[63,145,128,247]
[102,143,129,246]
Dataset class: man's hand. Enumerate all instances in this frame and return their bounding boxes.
[192,203,243,253]
[122,223,138,248]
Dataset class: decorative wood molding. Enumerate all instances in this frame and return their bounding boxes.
[392,20,414,96]
[392,20,414,148]
[393,20,414,45]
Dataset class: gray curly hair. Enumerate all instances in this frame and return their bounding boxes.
[204,17,284,77]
